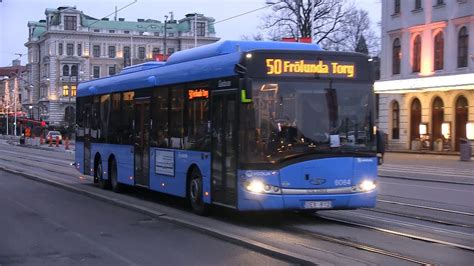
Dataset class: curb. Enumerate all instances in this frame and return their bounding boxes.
[0,166,317,266]
[379,174,474,186]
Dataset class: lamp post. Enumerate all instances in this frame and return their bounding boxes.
[194,13,198,48]
[164,14,168,60]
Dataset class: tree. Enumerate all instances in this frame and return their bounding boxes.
[320,9,379,55]
[259,1,380,55]
[355,35,369,54]
[262,0,351,44]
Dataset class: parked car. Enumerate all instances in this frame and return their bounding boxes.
[46,131,62,144]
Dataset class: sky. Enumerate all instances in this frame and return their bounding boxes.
[0,0,381,66]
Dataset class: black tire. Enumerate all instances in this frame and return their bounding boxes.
[188,168,209,216]
[96,160,110,189]
[109,158,123,193]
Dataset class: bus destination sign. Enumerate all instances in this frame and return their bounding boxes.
[265,59,355,78]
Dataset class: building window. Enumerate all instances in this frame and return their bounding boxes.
[62,65,69,76]
[138,47,146,59]
[392,101,400,139]
[167,48,175,55]
[392,38,401,75]
[77,43,82,56]
[124,30,130,34]
[63,85,69,96]
[109,30,115,33]
[108,46,116,58]
[414,0,422,10]
[71,65,78,77]
[435,0,444,5]
[412,35,421,73]
[93,66,100,78]
[154,32,160,36]
[93,29,100,33]
[394,0,401,14]
[196,22,205,36]
[108,65,116,76]
[168,32,174,37]
[93,45,100,57]
[434,31,444,70]
[71,85,76,96]
[66,43,74,56]
[64,15,77,31]
[124,46,131,66]
[458,26,468,68]
[59,43,63,55]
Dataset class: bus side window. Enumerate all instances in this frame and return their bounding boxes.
[169,86,184,149]
[151,87,169,148]
[187,92,209,151]
[121,91,135,145]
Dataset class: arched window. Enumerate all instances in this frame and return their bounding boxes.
[392,38,401,75]
[412,35,421,72]
[432,97,444,142]
[62,65,69,76]
[71,65,78,77]
[458,26,468,68]
[455,96,468,151]
[410,98,422,141]
[392,101,400,139]
[434,31,444,70]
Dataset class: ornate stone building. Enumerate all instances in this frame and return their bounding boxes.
[25,6,219,126]
[375,0,474,152]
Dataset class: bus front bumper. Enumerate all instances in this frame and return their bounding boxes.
[237,188,377,211]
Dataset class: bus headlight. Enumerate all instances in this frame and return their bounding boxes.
[358,180,377,192]
[246,180,265,193]
[244,180,281,194]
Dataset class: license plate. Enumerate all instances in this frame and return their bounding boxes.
[303,201,332,209]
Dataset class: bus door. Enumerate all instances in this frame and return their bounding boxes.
[83,103,92,176]
[211,90,238,207]
[134,98,151,187]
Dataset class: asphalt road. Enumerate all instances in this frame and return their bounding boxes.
[0,170,287,266]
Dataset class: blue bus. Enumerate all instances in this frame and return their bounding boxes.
[75,40,379,214]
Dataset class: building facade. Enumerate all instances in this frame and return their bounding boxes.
[25,6,219,127]
[0,60,27,135]
[375,0,474,152]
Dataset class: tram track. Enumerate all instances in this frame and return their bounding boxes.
[312,213,474,252]
[284,226,434,265]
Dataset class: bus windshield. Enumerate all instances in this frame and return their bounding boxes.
[240,80,376,166]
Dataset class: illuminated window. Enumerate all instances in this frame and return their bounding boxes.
[434,31,444,70]
[63,85,69,96]
[392,101,400,139]
[152,48,160,59]
[458,26,468,68]
[392,38,401,75]
[412,35,421,73]
[71,85,76,96]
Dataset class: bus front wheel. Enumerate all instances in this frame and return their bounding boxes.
[188,168,209,216]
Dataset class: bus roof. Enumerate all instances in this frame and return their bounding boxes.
[77,40,322,97]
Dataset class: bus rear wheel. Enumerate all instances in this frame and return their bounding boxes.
[188,168,209,216]
[96,161,109,189]
[109,158,123,193]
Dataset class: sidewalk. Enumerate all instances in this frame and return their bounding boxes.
[0,134,75,153]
